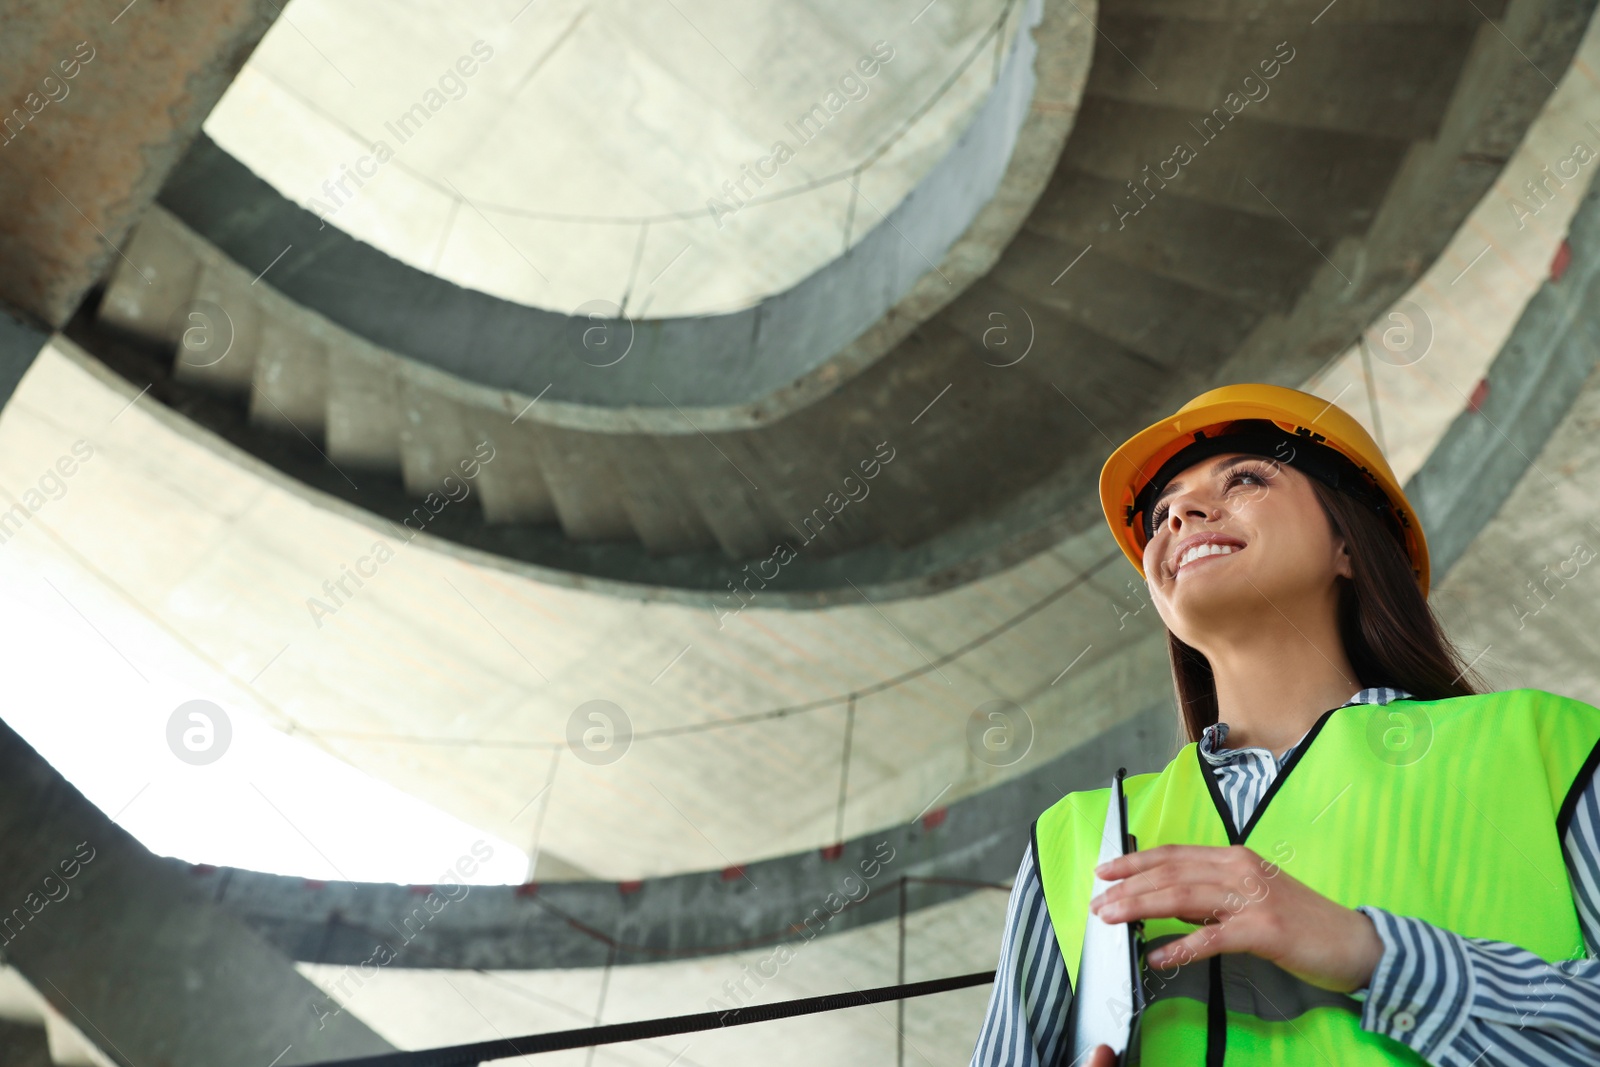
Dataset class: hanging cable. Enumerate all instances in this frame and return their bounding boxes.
[302,970,995,1066]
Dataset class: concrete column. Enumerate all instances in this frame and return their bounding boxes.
[0,0,280,327]
[0,715,395,1066]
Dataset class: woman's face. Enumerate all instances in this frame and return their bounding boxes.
[1139,452,1352,643]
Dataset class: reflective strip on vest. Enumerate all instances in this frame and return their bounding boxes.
[1033,688,1600,1065]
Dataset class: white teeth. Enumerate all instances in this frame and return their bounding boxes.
[1178,543,1238,570]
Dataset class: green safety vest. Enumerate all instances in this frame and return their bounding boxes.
[1034,688,1600,1065]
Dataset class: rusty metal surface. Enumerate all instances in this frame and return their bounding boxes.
[0,0,280,327]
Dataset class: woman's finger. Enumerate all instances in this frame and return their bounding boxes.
[1144,924,1239,970]
[1095,843,1225,880]
[1094,851,1254,908]
[1095,878,1267,927]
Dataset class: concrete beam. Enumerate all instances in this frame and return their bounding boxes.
[196,703,1177,971]
[1407,184,1600,575]
[0,0,280,327]
[0,716,394,1067]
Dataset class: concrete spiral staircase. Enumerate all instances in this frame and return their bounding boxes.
[80,0,1583,595]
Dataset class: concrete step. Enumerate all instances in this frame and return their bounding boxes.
[1024,166,1321,312]
[942,276,1172,400]
[1065,95,1407,238]
[610,442,720,555]
[657,433,776,560]
[462,415,558,525]
[530,424,636,542]
[325,343,402,474]
[745,423,889,556]
[249,320,328,437]
[791,324,1049,550]
[987,229,1258,370]
[96,206,199,344]
[689,430,859,557]
[1084,18,1473,140]
[172,260,260,398]
[397,377,481,500]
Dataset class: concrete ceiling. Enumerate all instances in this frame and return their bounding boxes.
[84,0,1589,624]
[7,10,1595,886]
[203,0,1031,316]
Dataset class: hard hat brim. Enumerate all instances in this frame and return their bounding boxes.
[1097,384,1430,596]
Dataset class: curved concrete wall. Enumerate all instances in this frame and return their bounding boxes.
[155,0,1057,428]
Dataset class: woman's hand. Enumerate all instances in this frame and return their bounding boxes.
[1089,844,1383,994]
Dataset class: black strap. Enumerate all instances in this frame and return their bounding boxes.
[302,970,996,1066]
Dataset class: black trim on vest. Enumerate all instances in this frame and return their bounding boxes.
[1184,699,1394,1063]
[1558,734,1600,842]
[1236,706,1341,842]
[1205,956,1226,1067]
[1194,703,1352,847]
[1197,743,1243,844]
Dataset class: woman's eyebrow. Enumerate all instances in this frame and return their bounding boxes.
[1152,455,1272,507]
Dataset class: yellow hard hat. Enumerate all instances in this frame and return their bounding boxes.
[1098,383,1429,595]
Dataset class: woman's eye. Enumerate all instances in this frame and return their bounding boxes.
[1150,465,1270,531]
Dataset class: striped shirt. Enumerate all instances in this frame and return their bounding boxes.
[969,687,1600,1066]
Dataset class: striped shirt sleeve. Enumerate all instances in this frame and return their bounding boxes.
[1357,760,1600,1065]
[969,847,1072,1066]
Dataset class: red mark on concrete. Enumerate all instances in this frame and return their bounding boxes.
[1468,378,1490,413]
[1551,239,1572,283]
[922,807,948,830]
[618,879,644,895]
[820,842,844,861]
[514,882,539,898]
[720,864,745,882]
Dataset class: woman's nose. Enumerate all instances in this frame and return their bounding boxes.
[1164,495,1216,534]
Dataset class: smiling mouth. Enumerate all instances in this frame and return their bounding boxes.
[1174,542,1243,576]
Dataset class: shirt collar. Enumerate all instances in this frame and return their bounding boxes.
[1198,686,1415,764]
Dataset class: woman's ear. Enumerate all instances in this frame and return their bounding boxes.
[1335,539,1354,580]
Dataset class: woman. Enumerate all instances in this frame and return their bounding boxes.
[970,384,1600,1066]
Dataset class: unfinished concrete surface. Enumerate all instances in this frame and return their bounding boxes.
[201,0,1063,320]
[83,0,1596,612]
[0,0,281,328]
[3,15,1593,888]
[3,0,1592,888]
[2,0,1600,1065]
[142,0,1089,428]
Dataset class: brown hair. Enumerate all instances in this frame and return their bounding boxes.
[1168,477,1484,743]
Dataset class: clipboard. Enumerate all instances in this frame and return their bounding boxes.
[1065,767,1145,1065]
